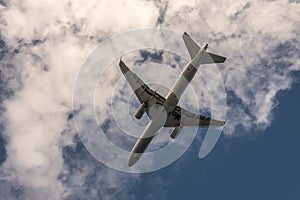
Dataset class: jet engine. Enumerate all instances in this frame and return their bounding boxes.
[135,103,147,119]
[170,124,183,139]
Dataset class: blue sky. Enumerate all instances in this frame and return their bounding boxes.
[1,74,299,199]
[61,76,300,200]
[0,0,299,199]
[124,73,300,200]
[0,129,5,164]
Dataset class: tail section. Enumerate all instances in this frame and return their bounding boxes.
[182,32,200,58]
[202,52,226,64]
[182,32,226,64]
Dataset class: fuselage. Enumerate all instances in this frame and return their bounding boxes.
[165,44,208,108]
[128,44,208,167]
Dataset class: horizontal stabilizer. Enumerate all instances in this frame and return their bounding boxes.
[201,52,226,64]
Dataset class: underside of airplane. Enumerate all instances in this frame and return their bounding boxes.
[119,32,226,166]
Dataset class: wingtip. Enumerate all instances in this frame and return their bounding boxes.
[183,32,189,37]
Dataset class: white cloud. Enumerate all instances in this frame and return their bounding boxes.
[0,0,299,199]
[163,0,300,134]
[0,0,159,199]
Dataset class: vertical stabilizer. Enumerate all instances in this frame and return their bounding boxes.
[182,32,200,59]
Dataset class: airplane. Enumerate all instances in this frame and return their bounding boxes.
[119,32,226,167]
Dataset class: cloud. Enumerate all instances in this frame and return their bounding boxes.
[0,0,299,199]
[0,0,158,199]
[60,136,141,200]
[160,0,300,134]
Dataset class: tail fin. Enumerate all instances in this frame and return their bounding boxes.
[182,32,226,64]
[182,32,200,59]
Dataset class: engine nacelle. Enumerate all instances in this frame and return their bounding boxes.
[135,103,147,119]
[170,124,183,139]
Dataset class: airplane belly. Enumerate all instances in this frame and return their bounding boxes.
[122,34,226,167]
[170,76,190,99]
[128,119,163,167]
[166,62,198,106]
[128,105,167,166]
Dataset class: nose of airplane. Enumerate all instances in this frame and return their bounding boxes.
[128,152,141,167]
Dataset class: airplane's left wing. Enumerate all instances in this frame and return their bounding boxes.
[180,107,225,128]
[119,59,151,103]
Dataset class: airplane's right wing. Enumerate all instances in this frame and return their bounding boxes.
[180,107,225,128]
[119,59,152,103]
